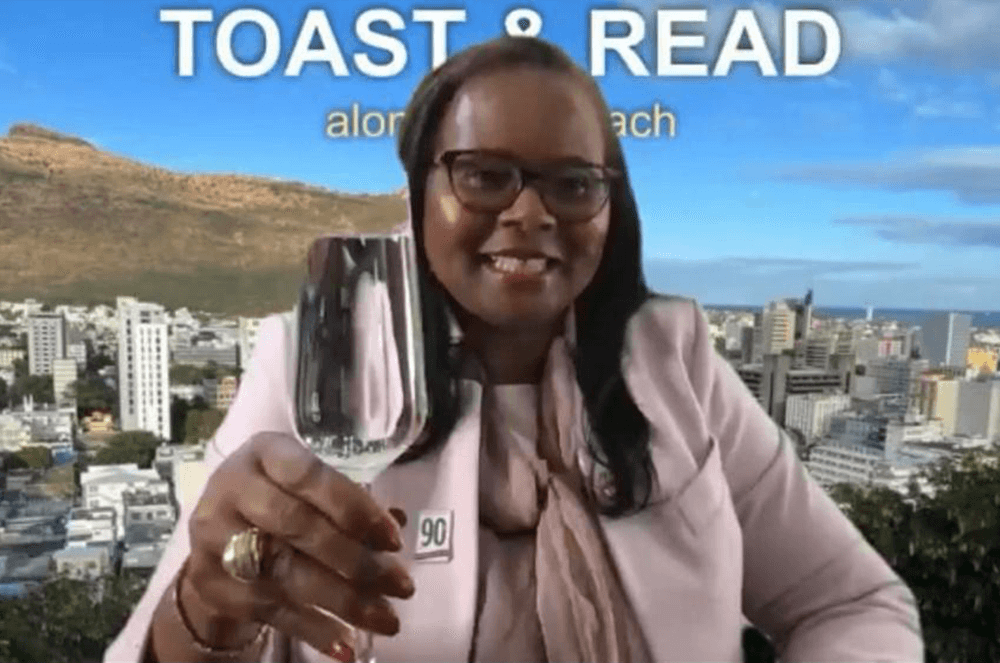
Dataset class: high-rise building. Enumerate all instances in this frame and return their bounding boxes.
[117,297,170,441]
[737,354,842,424]
[921,312,972,368]
[955,379,1000,440]
[760,300,795,356]
[28,313,67,376]
[52,357,79,407]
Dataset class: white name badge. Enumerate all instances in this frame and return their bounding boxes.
[414,509,453,563]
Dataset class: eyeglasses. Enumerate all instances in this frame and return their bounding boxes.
[433,149,620,223]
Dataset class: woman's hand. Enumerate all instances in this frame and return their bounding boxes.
[181,431,414,658]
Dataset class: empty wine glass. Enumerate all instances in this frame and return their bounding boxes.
[294,229,428,663]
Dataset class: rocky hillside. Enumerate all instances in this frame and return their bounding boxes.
[0,123,407,315]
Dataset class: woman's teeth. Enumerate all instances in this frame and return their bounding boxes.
[490,255,548,274]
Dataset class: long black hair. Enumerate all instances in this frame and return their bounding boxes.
[395,36,657,517]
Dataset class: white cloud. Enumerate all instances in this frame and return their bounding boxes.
[913,98,983,119]
[838,0,1000,70]
[836,215,1000,248]
[776,146,1000,204]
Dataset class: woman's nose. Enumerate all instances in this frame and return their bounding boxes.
[496,185,556,230]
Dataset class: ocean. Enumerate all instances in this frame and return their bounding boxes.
[703,305,1000,330]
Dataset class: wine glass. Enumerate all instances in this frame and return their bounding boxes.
[294,229,428,663]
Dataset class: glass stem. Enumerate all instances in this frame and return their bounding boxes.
[356,481,376,663]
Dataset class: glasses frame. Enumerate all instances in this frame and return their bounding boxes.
[433,149,621,222]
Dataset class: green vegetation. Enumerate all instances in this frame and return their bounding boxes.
[9,445,53,470]
[829,446,1000,663]
[184,408,225,445]
[91,431,162,469]
[69,375,117,420]
[0,571,148,663]
[7,358,54,406]
[169,361,238,386]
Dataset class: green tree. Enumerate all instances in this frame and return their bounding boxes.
[0,570,148,663]
[829,446,1000,663]
[14,445,52,469]
[170,396,191,444]
[92,431,161,468]
[69,375,117,418]
[10,373,55,405]
[184,408,225,445]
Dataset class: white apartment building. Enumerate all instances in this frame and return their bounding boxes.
[238,316,263,368]
[52,544,115,580]
[80,464,170,539]
[117,297,171,441]
[759,301,795,357]
[52,357,78,406]
[65,507,117,547]
[27,313,67,376]
[806,443,884,487]
[784,393,852,439]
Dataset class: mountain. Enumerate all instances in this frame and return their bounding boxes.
[0,123,407,315]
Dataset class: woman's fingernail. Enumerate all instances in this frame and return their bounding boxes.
[329,640,354,662]
[375,516,403,551]
[385,564,415,598]
[389,507,407,528]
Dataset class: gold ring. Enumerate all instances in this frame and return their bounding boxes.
[221,527,267,584]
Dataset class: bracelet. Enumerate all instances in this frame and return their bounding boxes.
[172,557,271,659]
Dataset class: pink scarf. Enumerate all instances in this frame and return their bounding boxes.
[469,335,651,662]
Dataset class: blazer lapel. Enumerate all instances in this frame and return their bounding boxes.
[368,378,483,663]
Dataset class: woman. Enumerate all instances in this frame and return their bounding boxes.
[104,36,923,663]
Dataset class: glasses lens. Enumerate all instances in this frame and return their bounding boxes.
[541,167,610,219]
[449,154,521,210]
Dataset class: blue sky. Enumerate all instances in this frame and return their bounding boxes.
[1,0,999,311]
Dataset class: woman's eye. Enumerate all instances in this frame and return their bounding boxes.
[457,165,514,190]
[552,172,597,197]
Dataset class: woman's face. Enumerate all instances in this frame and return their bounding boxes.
[422,67,611,331]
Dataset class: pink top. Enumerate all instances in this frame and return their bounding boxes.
[103,296,924,663]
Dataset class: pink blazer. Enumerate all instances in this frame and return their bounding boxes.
[103,297,923,663]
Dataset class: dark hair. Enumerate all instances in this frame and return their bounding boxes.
[395,35,656,517]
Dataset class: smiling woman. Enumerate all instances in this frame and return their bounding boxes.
[107,34,923,663]
[325,101,676,139]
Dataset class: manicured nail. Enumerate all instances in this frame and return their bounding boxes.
[374,516,403,551]
[363,601,400,635]
[389,507,407,528]
[328,640,354,662]
[384,564,415,598]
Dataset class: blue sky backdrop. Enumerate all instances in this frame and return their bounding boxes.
[1,0,998,311]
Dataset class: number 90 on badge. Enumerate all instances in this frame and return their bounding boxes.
[414,510,453,563]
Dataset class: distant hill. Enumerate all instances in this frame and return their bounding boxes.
[0,123,407,315]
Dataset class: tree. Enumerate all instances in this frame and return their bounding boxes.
[184,408,225,445]
[14,445,52,469]
[10,373,55,405]
[829,446,1000,663]
[92,431,161,468]
[0,570,148,663]
[69,375,116,418]
[170,397,191,444]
